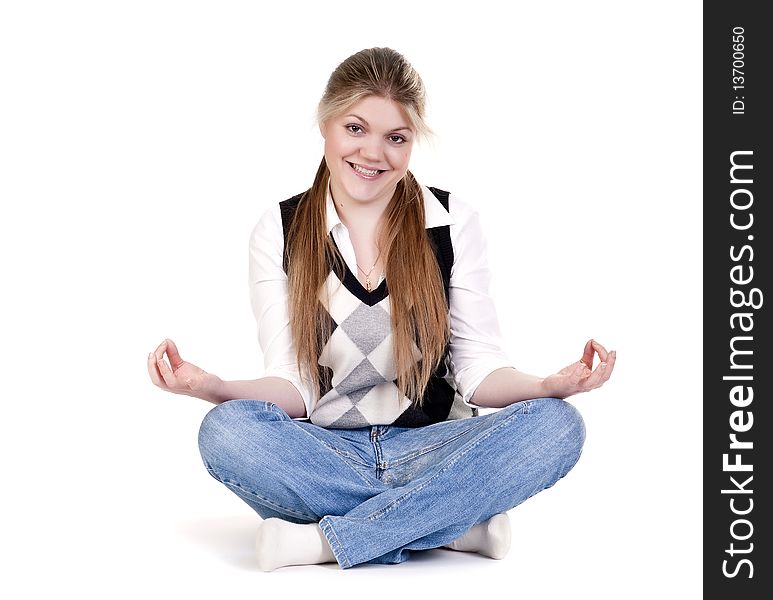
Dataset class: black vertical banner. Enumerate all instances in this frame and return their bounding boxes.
[704,3,771,598]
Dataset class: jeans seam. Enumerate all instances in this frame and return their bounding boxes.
[264,401,291,417]
[364,407,523,522]
[296,431,380,489]
[319,517,351,569]
[386,429,471,467]
[388,402,530,467]
[205,466,318,522]
[315,438,371,468]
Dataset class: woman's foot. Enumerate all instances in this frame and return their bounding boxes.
[255,518,337,571]
[443,513,511,559]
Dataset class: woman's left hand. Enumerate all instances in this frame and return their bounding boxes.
[542,339,616,399]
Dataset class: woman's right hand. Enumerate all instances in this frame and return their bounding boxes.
[147,338,223,401]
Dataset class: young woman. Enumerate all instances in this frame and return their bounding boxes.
[147,47,616,571]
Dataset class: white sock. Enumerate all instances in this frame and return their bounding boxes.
[443,513,511,559]
[255,518,337,572]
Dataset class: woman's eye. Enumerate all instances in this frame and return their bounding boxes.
[388,135,406,144]
[346,124,364,134]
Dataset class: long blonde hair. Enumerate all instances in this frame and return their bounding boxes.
[286,48,448,408]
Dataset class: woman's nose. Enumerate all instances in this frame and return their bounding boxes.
[360,138,384,162]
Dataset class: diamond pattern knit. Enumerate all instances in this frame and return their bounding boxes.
[279,187,477,428]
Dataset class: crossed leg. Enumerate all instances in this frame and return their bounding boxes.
[198,397,585,570]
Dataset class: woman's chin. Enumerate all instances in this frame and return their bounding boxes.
[339,181,397,205]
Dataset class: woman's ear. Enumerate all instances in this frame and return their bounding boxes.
[318,121,327,139]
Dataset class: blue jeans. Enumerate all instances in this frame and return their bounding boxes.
[197,396,585,569]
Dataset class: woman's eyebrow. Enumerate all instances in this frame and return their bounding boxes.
[345,114,412,132]
[344,114,368,125]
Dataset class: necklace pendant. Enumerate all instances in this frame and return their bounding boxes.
[365,276,372,292]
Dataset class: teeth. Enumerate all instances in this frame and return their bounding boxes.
[351,163,380,177]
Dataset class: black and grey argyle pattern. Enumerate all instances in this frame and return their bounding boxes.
[312,274,416,427]
[279,187,478,429]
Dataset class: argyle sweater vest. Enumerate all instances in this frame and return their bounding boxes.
[279,187,478,428]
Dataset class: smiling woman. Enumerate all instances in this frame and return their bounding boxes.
[319,97,415,295]
[322,96,414,209]
[147,46,616,572]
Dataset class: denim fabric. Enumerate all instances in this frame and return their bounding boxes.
[198,397,585,569]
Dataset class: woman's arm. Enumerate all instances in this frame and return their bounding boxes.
[468,367,548,408]
[248,204,315,417]
[148,338,307,417]
[207,376,306,417]
[444,198,516,407]
[470,340,616,408]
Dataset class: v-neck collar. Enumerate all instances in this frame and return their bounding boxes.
[329,235,389,306]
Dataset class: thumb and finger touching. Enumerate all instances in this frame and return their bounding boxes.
[165,338,185,370]
[148,338,185,390]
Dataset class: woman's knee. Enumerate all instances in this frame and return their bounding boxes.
[494,397,585,474]
[197,399,282,472]
[530,397,586,471]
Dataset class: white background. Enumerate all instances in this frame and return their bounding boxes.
[0,1,701,598]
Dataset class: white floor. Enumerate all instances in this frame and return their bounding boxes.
[4,467,701,599]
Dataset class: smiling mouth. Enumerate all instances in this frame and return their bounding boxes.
[347,161,385,178]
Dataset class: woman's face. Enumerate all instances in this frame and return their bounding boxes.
[320,95,415,210]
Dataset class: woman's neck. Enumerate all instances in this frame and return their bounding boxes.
[329,182,393,236]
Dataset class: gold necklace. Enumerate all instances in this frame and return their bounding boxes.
[356,249,382,292]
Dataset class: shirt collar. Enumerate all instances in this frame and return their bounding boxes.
[325,183,454,234]
[325,184,344,234]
